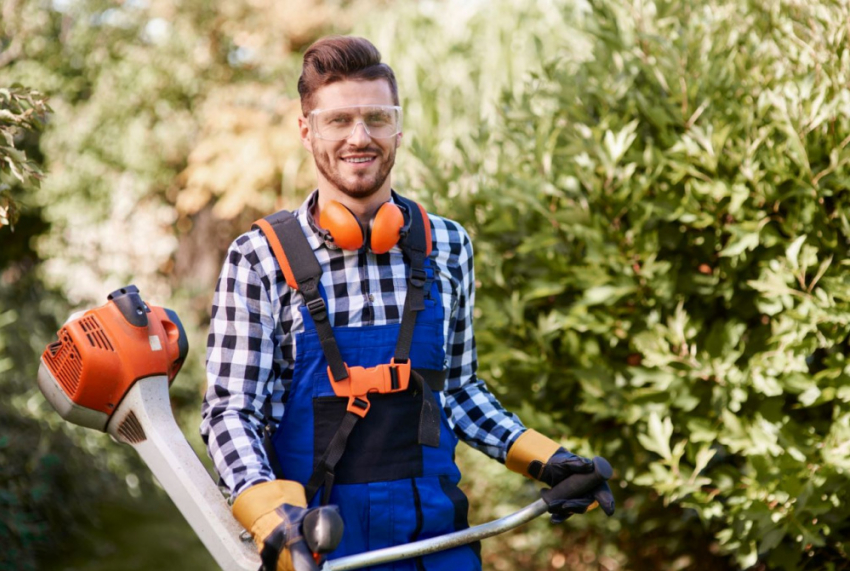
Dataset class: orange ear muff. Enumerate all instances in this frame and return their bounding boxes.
[319,201,364,250]
[319,200,404,252]
[370,203,404,254]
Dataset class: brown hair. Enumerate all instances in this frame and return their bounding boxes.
[297,36,399,115]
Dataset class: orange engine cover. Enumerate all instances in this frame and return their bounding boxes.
[39,285,188,429]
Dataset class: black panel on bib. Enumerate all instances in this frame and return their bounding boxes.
[312,391,424,484]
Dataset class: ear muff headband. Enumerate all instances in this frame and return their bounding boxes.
[318,200,404,253]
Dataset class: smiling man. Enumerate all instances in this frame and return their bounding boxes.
[201,36,614,571]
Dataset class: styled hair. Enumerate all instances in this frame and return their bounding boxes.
[297,36,399,115]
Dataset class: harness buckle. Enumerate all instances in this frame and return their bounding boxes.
[409,267,427,289]
[327,359,412,418]
[306,297,328,322]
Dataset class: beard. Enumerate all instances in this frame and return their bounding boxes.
[313,141,397,200]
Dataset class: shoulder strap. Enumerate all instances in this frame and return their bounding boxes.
[252,211,349,382]
[392,198,442,449]
[253,214,299,290]
[393,196,431,361]
[397,196,432,258]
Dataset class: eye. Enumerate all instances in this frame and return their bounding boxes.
[324,113,353,125]
[365,112,391,125]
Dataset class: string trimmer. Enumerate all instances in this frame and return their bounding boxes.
[37,286,611,571]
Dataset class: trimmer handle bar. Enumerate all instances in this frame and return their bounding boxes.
[306,456,614,571]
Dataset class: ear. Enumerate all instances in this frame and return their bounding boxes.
[299,115,313,154]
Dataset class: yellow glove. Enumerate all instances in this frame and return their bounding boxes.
[232,480,317,571]
[506,429,563,478]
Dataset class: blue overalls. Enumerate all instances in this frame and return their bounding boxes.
[258,201,482,571]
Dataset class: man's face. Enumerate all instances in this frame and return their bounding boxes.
[300,79,400,201]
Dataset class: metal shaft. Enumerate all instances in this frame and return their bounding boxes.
[321,499,549,571]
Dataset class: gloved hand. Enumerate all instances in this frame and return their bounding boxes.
[532,447,616,522]
[232,480,324,571]
[506,430,615,523]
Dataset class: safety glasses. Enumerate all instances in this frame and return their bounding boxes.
[309,105,403,141]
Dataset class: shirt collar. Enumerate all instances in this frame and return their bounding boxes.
[295,190,329,251]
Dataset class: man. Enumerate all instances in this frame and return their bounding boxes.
[201,35,614,571]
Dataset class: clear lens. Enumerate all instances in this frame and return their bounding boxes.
[310,105,402,141]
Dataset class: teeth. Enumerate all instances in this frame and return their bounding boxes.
[344,157,373,163]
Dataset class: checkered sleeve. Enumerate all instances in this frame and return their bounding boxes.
[200,233,279,499]
[441,223,527,462]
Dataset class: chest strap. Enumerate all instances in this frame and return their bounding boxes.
[253,197,443,504]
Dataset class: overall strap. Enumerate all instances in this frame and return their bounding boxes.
[253,211,349,382]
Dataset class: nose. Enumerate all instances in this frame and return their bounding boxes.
[347,121,372,145]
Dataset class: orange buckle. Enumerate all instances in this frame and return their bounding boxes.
[327,359,411,418]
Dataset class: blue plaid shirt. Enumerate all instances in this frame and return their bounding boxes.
[201,191,526,498]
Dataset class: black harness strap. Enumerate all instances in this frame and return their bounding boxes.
[394,198,441,448]
[393,196,429,363]
[261,210,349,383]
[411,370,441,448]
[306,410,363,506]
[303,371,446,502]
[415,368,447,391]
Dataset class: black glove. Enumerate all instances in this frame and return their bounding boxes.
[531,448,616,523]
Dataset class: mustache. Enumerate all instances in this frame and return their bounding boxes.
[336,145,384,156]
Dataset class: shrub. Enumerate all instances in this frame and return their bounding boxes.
[375,0,850,568]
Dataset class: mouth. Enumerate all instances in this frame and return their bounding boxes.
[341,155,377,166]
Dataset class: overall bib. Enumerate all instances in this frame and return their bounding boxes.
[258,200,482,571]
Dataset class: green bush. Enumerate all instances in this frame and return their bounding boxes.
[371,0,850,568]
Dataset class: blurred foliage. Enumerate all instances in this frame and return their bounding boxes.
[0,268,129,571]
[43,499,215,571]
[1,0,364,306]
[3,0,850,569]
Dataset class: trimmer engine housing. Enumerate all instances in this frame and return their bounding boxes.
[38,285,188,431]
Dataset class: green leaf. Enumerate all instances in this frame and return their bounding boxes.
[602,119,639,165]
[692,444,716,477]
[687,419,718,443]
[758,527,786,554]
[581,284,636,306]
[785,235,806,270]
[720,227,761,257]
[637,412,674,460]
